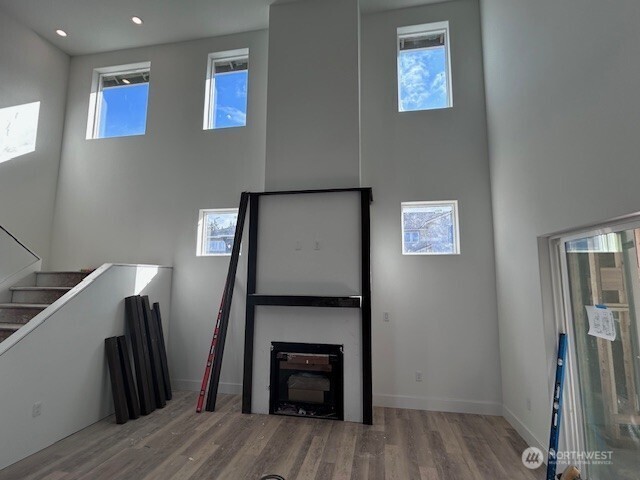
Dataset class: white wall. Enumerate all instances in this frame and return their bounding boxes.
[0,226,40,303]
[361,0,502,414]
[0,264,172,470]
[0,9,69,264]
[264,0,361,190]
[49,31,268,394]
[0,227,39,286]
[47,1,502,420]
[481,0,640,448]
[251,192,364,421]
[256,193,361,296]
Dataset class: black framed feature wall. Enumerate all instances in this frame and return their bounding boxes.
[241,188,373,425]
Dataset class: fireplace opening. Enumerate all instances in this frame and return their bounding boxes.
[269,342,343,420]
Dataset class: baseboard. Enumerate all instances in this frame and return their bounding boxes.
[173,379,242,395]
[373,393,502,416]
[502,405,547,454]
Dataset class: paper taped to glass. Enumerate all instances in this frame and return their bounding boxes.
[585,305,616,341]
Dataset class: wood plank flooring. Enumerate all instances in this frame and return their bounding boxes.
[0,391,544,480]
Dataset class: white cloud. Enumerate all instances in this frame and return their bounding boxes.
[399,49,447,111]
[218,106,246,125]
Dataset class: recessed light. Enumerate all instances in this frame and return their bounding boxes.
[131,16,143,25]
[55,29,68,37]
[122,78,131,85]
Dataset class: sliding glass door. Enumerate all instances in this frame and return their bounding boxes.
[560,227,640,479]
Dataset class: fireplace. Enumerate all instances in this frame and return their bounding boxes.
[270,342,343,420]
[241,188,373,425]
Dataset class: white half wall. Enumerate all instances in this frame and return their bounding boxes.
[481,0,640,447]
[361,1,502,415]
[0,264,172,470]
[0,9,69,266]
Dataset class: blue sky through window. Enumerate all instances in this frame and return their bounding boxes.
[398,47,448,111]
[213,70,248,129]
[99,83,149,138]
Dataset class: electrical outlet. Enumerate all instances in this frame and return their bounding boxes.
[383,312,390,322]
[526,397,532,412]
[295,240,302,251]
[415,371,423,382]
[32,401,42,418]
[314,240,320,251]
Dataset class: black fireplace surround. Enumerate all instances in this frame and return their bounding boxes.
[242,188,373,425]
[270,342,344,420]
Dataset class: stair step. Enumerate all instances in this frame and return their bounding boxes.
[0,304,48,325]
[0,303,49,308]
[36,271,90,287]
[0,330,15,342]
[9,286,71,304]
[0,323,21,331]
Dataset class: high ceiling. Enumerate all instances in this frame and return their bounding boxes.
[0,0,444,56]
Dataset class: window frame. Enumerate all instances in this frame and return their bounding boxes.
[397,21,453,112]
[202,48,249,130]
[86,61,151,140]
[401,200,460,255]
[196,208,240,257]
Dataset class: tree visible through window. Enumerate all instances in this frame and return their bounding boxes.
[401,201,459,255]
[397,22,452,112]
[197,209,239,256]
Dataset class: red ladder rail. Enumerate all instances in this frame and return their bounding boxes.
[195,291,225,413]
[196,191,249,413]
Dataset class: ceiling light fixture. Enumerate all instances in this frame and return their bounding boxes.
[131,16,143,25]
[122,79,131,85]
[55,29,68,37]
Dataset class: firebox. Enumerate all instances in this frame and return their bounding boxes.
[269,342,344,420]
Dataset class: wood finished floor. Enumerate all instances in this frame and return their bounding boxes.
[0,391,544,480]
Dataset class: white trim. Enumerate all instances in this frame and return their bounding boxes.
[398,20,450,37]
[202,48,249,130]
[397,20,453,111]
[401,200,460,255]
[196,208,239,257]
[86,61,151,140]
[173,379,242,395]
[543,213,640,477]
[176,382,501,414]
[503,405,548,455]
[373,392,501,416]
[555,239,587,457]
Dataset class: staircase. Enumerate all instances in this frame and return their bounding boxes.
[0,271,90,343]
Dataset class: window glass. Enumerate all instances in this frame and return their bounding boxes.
[398,22,452,112]
[197,209,239,256]
[87,64,150,139]
[401,201,459,255]
[204,50,249,130]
